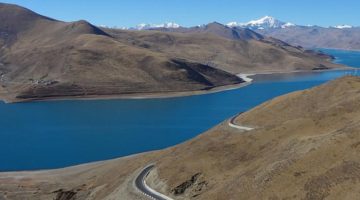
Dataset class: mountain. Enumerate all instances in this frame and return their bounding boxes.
[1,75,360,199]
[0,3,345,102]
[227,16,295,30]
[123,17,360,50]
[257,25,360,50]
[124,21,265,41]
[0,3,244,102]
[161,21,265,40]
[105,22,342,74]
[130,22,181,30]
[226,16,360,50]
[332,24,353,29]
[128,16,296,31]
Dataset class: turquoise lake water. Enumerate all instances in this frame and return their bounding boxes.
[0,49,359,171]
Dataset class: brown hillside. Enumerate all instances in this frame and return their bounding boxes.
[153,76,360,199]
[0,3,243,102]
[106,26,343,74]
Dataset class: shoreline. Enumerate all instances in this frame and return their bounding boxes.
[6,83,250,103]
[317,47,360,53]
[1,78,253,104]
[0,151,149,174]
[240,65,354,75]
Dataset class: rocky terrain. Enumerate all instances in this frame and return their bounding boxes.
[0,3,345,102]
[1,76,359,200]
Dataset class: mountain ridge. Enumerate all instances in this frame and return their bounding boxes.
[124,16,357,31]
[121,17,360,50]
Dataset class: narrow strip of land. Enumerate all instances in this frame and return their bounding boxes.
[135,165,174,200]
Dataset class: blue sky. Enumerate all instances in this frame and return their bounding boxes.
[2,0,360,27]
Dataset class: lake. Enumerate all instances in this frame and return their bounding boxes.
[0,49,359,171]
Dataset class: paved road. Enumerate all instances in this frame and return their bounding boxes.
[228,113,254,131]
[135,165,173,200]
[135,114,252,200]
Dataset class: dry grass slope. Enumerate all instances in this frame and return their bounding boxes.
[0,3,243,102]
[153,76,360,199]
[106,26,343,74]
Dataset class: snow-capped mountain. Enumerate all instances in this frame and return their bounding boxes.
[117,17,356,31]
[227,16,295,30]
[226,21,242,27]
[332,25,353,29]
[132,22,180,30]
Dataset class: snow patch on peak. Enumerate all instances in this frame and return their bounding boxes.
[227,16,295,30]
[281,22,295,28]
[332,24,353,29]
[161,22,180,28]
[247,16,277,26]
[133,22,180,30]
[135,23,149,30]
[226,21,240,27]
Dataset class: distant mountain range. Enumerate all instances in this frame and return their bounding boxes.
[230,16,360,50]
[133,22,181,30]
[126,16,360,50]
[128,16,355,31]
[225,16,356,30]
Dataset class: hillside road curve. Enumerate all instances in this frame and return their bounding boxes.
[135,165,174,200]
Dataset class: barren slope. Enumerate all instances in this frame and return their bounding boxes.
[150,22,265,41]
[106,25,343,74]
[1,76,359,200]
[152,76,360,200]
[0,3,243,102]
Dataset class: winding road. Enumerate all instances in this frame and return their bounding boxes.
[135,113,253,200]
[135,165,174,200]
[228,113,254,131]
